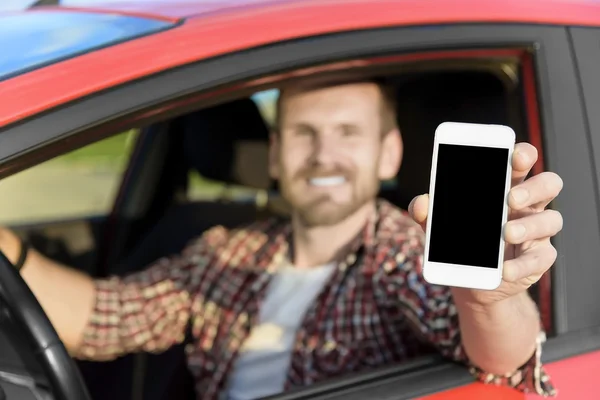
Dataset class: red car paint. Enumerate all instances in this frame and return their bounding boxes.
[1,0,600,127]
[0,0,597,399]
[419,349,600,399]
[531,350,600,399]
[421,383,526,400]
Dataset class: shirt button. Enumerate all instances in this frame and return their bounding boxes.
[323,340,337,352]
[346,254,357,265]
[185,344,194,355]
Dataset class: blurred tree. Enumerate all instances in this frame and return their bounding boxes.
[30,0,59,7]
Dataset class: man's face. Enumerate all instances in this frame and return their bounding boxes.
[270,82,401,227]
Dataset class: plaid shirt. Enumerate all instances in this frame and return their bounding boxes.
[76,200,556,399]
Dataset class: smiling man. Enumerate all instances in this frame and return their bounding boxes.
[0,78,562,400]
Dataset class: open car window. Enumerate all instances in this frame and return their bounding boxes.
[180,54,548,316]
[0,130,138,226]
[115,53,553,399]
[187,90,278,204]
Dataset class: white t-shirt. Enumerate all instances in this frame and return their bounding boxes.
[225,263,336,400]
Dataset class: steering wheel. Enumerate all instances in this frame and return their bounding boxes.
[0,250,91,400]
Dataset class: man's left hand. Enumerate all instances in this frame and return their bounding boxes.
[408,142,564,306]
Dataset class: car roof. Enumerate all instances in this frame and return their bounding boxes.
[52,0,285,20]
[44,0,600,21]
[1,0,599,127]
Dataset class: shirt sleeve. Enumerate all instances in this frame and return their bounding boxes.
[374,223,556,397]
[74,226,228,361]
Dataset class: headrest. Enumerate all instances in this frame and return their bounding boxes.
[388,71,509,209]
[180,98,271,189]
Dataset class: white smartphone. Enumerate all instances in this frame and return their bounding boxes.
[423,122,515,290]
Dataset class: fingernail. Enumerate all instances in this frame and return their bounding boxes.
[508,223,526,240]
[518,150,528,163]
[511,188,529,204]
[503,265,517,282]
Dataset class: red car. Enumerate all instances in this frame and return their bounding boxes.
[0,1,598,399]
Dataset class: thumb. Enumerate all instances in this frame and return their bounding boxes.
[408,194,429,232]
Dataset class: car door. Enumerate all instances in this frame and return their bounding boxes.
[416,23,600,400]
[525,25,600,400]
[240,23,593,400]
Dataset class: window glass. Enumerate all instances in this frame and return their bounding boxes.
[188,171,260,202]
[187,88,396,202]
[252,88,279,128]
[186,90,278,203]
[0,130,139,225]
[183,58,544,397]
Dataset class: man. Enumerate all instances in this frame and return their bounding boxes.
[0,78,562,399]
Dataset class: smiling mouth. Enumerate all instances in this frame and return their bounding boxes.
[308,176,347,187]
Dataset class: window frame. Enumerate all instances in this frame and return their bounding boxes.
[0,23,595,398]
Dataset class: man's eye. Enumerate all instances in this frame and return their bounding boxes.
[341,127,360,137]
[295,128,314,136]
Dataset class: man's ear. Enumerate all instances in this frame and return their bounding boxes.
[268,131,280,179]
[378,128,403,180]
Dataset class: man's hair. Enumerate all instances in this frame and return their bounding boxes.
[275,77,398,136]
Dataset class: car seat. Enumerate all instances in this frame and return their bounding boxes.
[381,70,516,210]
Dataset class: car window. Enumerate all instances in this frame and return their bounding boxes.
[175,55,550,398]
[186,90,278,203]
[253,88,278,128]
[188,171,261,202]
[187,58,524,207]
[185,55,552,335]
[0,130,138,225]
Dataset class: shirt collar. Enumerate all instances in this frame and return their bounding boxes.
[274,199,391,269]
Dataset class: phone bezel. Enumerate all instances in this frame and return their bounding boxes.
[423,122,515,290]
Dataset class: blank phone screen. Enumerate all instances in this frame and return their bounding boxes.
[428,144,509,269]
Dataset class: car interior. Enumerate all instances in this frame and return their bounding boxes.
[0,57,538,400]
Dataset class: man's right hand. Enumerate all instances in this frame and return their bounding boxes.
[0,227,22,264]
[0,227,96,354]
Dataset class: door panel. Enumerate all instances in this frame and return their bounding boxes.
[570,27,600,167]
[413,349,600,400]
[417,384,525,400]
[554,26,600,332]
[529,350,600,400]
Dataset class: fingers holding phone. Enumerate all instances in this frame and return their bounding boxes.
[419,122,514,290]
[502,174,563,284]
[510,142,537,187]
[407,194,428,232]
[504,209,563,245]
[410,122,563,300]
[508,171,564,214]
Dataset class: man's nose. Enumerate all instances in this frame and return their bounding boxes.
[311,134,338,165]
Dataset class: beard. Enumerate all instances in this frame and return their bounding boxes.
[279,165,379,227]
[296,194,370,227]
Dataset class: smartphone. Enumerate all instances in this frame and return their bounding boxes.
[423,122,515,290]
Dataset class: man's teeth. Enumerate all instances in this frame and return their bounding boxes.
[309,176,346,186]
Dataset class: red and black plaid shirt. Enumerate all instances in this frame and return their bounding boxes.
[76,200,556,399]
